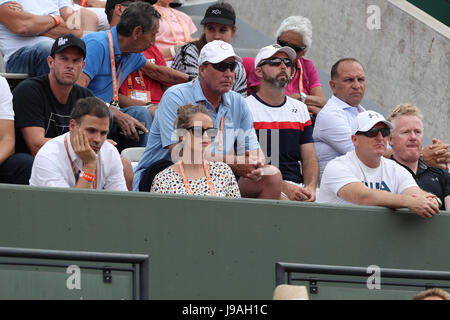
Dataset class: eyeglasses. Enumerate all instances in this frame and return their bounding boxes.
[277,38,307,53]
[356,127,391,138]
[204,61,238,72]
[258,57,293,67]
[186,126,218,138]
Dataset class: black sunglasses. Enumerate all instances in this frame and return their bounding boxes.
[186,126,218,138]
[356,127,391,138]
[258,57,293,68]
[204,61,238,72]
[277,38,307,53]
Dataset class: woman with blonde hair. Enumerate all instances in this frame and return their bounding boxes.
[150,104,241,197]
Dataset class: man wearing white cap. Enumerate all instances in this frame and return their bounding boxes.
[134,40,283,199]
[318,110,440,218]
[246,44,319,201]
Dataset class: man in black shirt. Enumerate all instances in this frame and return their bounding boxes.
[388,104,450,211]
[13,34,93,156]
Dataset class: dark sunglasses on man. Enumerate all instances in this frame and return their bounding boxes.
[356,127,391,138]
[203,61,238,73]
[186,126,218,138]
[258,57,293,68]
[277,38,307,53]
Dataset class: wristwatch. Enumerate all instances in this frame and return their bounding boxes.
[300,92,307,103]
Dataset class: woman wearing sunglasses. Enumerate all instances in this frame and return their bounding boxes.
[171,1,247,97]
[244,16,327,117]
[150,104,241,197]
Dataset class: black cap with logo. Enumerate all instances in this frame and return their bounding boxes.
[50,34,86,58]
[200,4,235,26]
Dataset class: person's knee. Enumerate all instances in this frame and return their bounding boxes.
[261,165,283,192]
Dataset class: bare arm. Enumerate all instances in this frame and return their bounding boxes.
[141,60,189,85]
[77,72,91,88]
[21,127,51,157]
[445,196,450,211]
[0,120,15,166]
[73,0,105,8]
[338,182,439,218]
[299,143,319,201]
[0,2,58,36]
[289,86,327,116]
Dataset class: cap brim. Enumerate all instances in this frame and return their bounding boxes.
[359,120,394,133]
[54,45,86,58]
[200,17,234,25]
[206,53,242,64]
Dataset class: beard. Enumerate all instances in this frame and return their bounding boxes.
[262,69,290,88]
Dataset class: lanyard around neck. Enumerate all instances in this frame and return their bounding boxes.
[178,160,216,196]
[107,30,124,103]
[154,5,190,46]
[127,70,146,90]
[64,135,97,189]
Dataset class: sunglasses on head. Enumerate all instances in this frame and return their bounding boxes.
[277,38,307,53]
[186,126,218,138]
[258,57,293,68]
[204,61,238,72]
[356,127,391,138]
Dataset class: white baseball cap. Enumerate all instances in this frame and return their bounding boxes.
[254,44,297,69]
[198,40,242,65]
[351,110,394,135]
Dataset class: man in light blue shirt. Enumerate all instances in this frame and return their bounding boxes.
[134,40,282,199]
[313,58,366,179]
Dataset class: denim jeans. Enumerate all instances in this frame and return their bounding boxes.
[108,106,153,152]
[6,40,53,76]
[0,153,34,185]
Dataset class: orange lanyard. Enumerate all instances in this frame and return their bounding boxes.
[297,59,304,94]
[178,161,216,196]
[127,70,146,90]
[64,136,97,189]
[154,5,190,46]
[107,30,124,103]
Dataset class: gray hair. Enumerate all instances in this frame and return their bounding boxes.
[276,16,313,52]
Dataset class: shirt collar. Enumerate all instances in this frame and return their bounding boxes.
[390,154,427,178]
[331,95,365,113]
[192,78,231,115]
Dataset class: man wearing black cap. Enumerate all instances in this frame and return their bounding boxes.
[12,34,94,157]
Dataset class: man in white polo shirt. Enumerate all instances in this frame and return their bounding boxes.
[318,110,440,218]
[30,96,127,190]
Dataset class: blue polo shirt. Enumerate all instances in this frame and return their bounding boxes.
[133,79,260,190]
[82,27,147,102]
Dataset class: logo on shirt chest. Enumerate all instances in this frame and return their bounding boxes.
[364,181,391,192]
[291,108,298,113]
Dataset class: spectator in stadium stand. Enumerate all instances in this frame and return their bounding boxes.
[246,44,319,201]
[313,57,450,180]
[171,1,248,97]
[76,2,190,152]
[12,34,134,190]
[13,34,92,156]
[30,97,127,190]
[413,288,450,300]
[0,0,86,76]
[388,104,449,211]
[152,0,197,65]
[150,103,241,197]
[104,0,176,119]
[243,16,326,115]
[317,110,440,219]
[134,40,283,199]
[0,76,33,185]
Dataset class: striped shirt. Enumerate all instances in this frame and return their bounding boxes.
[246,93,313,184]
[171,42,247,97]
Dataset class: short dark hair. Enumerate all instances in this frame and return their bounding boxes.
[330,58,363,80]
[71,97,110,125]
[116,2,161,37]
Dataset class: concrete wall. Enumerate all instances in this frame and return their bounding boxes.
[226,0,450,141]
[1,184,450,299]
